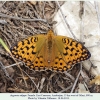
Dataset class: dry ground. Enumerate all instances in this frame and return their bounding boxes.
[0,1,99,93]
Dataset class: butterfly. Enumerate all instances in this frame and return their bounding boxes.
[10,30,91,72]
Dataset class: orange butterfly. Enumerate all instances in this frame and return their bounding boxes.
[10,30,91,72]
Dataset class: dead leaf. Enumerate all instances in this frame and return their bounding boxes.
[90,75,100,85]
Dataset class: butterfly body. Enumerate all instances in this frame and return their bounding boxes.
[11,30,91,72]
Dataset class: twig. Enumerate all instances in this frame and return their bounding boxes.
[70,64,82,93]
[22,70,39,91]
[0,19,7,24]
[64,71,75,81]
[87,43,100,48]
[38,77,45,93]
[58,84,73,93]
[9,52,28,87]
[4,61,39,91]
[80,1,85,42]
[0,13,47,23]
[94,1,100,32]
[0,61,14,83]
[80,70,90,92]
[56,1,78,40]
[3,62,22,69]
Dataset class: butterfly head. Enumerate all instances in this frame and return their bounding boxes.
[47,30,54,35]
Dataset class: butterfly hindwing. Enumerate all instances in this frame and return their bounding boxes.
[51,50,72,71]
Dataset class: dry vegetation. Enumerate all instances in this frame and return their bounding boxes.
[0,1,99,93]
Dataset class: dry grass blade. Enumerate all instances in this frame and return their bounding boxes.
[38,77,45,93]
[0,38,10,53]
[4,62,22,69]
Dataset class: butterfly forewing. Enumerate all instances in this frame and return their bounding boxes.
[11,34,46,66]
[55,35,91,66]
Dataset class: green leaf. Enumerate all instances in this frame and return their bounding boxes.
[0,38,10,53]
